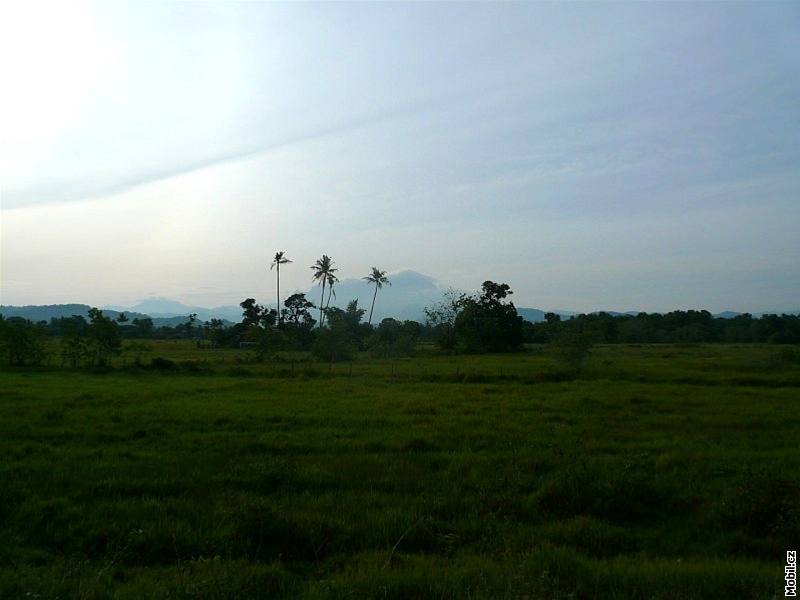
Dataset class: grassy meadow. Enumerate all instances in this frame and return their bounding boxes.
[1,342,798,598]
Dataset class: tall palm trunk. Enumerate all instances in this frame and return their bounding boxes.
[319,279,326,327]
[322,284,334,326]
[368,283,379,326]
[276,262,281,325]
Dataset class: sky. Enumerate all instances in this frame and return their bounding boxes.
[1,1,798,313]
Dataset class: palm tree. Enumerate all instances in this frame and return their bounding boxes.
[363,267,390,326]
[310,255,337,327]
[270,251,292,325]
[322,271,340,326]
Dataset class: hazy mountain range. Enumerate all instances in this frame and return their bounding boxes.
[2,270,797,325]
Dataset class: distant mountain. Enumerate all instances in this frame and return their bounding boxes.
[715,311,742,319]
[0,304,230,327]
[0,304,149,323]
[4,281,796,327]
[111,297,243,322]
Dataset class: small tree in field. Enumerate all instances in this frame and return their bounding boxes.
[282,293,317,348]
[86,308,122,367]
[313,300,365,362]
[0,317,47,366]
[60,316,88,367]
[240,299,276,328]
[453,281,523,353]
[424,288,466,351]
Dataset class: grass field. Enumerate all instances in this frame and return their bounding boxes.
[1,343,798,598]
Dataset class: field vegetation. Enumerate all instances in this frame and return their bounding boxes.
[1,341,798,598]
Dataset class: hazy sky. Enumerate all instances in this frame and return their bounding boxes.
[1,1,798,312]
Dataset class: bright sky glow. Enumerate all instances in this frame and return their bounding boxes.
[1,1,798,312]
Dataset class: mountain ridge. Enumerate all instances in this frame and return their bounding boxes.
[4,271,797,325]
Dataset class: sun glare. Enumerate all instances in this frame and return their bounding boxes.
[0,1,111,179]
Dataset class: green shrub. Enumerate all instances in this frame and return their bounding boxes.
[312,328,355,362]
[227,366,253,377]
[149,356,176,370]
[0,318,47,366]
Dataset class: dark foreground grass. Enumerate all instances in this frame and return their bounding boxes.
[1,344,797,598]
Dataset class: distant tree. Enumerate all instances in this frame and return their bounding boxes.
[363,267,391,326]
[116,312,129,323]
[523,310,800,345]
[400,320,423,340]
[59,316,88,367]
[0,316,47,366]
[313,299,365,361]
[283,293,316,325]
[453,281,523,352]
[239,299,276,328]
[545,312,561,324]
[341,299,366,332]
[86,308,122,367]
[424,288,467,351]
[180,313,198,338]
[240,299,263,327]
[281,293,317,348]
[204,318,227,348]
[323,271,340,327]
[270,251,292,325]
[249,325,286,361]
[367,317,416,358]
[132,317,154,338]
[49,315,88,337]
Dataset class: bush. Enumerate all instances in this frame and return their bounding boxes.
[179,359,210,373]
[246,326,287,361]
[367,320,416,358]
[85,308,122,367]
[0,318,47,366]
[227,366,253,377]
[312,327,355,362]
[149,356,177,370]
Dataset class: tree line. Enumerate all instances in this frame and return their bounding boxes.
[0,249,798,367]
[522,310,800,345]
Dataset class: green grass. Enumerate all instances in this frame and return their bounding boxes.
[1,343,797,598]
